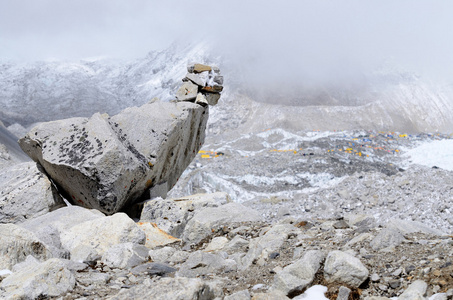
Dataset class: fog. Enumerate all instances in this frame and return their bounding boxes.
[1,0,453,84]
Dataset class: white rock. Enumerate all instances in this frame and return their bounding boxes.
[398,280,428,300]
[19,101,208,215]
[136,221,180,249]
[272,250,325,295]
[107,277,217,299]
[324,250,369,288]
[19,206,105,258]
[370,228,405,251]
[0,224,52,269]
[204,237,229,252]
[140,192,229,237]
[182,202,263,245]
[101,242,149,269]
[241,224,299,270]
[386,219,446,236]
[0,162,65,224]
[1,258,75,299]
[195,93,209,106]
[176,250,237,277]
[225,289,251,300]
[60,213,146,261]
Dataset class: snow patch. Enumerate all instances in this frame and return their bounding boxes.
[294,285,329,300]
[403,139,453,171]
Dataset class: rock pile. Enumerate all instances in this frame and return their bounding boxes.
[17,63,222,215]
[1,192,451,299]
[176,63,223,106]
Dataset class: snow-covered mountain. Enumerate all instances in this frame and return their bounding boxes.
[0,42,217,127]
[1,42,453,135]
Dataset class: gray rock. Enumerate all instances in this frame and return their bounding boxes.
[205,92,221,106]
[252,290,290,300]
[370,228,405,251]
[272,250,324,296]
[386,219,446,236]
[177,250,237,277]
[0,162,64,224]
[18,206,104,259]
[224,235,249,254]
[1,258,75,299]
[76,271,111,287]
[398,280,427,300]
[175,81,198,101]
[19,101,208,215]
[101,242,149,269]
[225,289,251,300]
[204,236,229,252]
[213,75,224,85]
[430,293,448,300]
[130,262,177,276]
[241,224,299,270]
[337,286,351,300]
[139,192,229,237]
[185,72,209,87]
[182,202,263,245]
[324,250,369,288]
[60,213,146,261]
[0,224,52,269]
[108,277,216,299]
[148,246,176,263]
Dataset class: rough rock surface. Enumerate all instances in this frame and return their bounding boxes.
[0,258,75,299]
[0,223,52,269]
[19,101,208,214]
[60,212,146,261]
[0,161,64,224]
[182,202,263,245]
[139,192,229,237]
[107,277,218,300]
[324,250,369,288]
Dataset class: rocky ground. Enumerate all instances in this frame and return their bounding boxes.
[1,126,453,299]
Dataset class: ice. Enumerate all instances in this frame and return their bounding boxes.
[403,139,453,171]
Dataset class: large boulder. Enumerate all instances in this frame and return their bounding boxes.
[19,100,208,214]
[0,162,65,224]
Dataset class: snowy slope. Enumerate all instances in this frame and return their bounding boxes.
[0,42,216,126]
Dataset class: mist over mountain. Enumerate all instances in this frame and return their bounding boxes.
[1,42,453,134]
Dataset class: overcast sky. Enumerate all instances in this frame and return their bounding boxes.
[1,0,453,81]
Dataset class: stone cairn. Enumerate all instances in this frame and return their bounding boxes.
[175,63,223,106]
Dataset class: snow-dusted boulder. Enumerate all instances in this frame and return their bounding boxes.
[0,162,65,224]
[19,100,208,214]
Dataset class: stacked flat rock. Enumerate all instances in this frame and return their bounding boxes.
[176,63,223,106]
[18,67,220,215]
